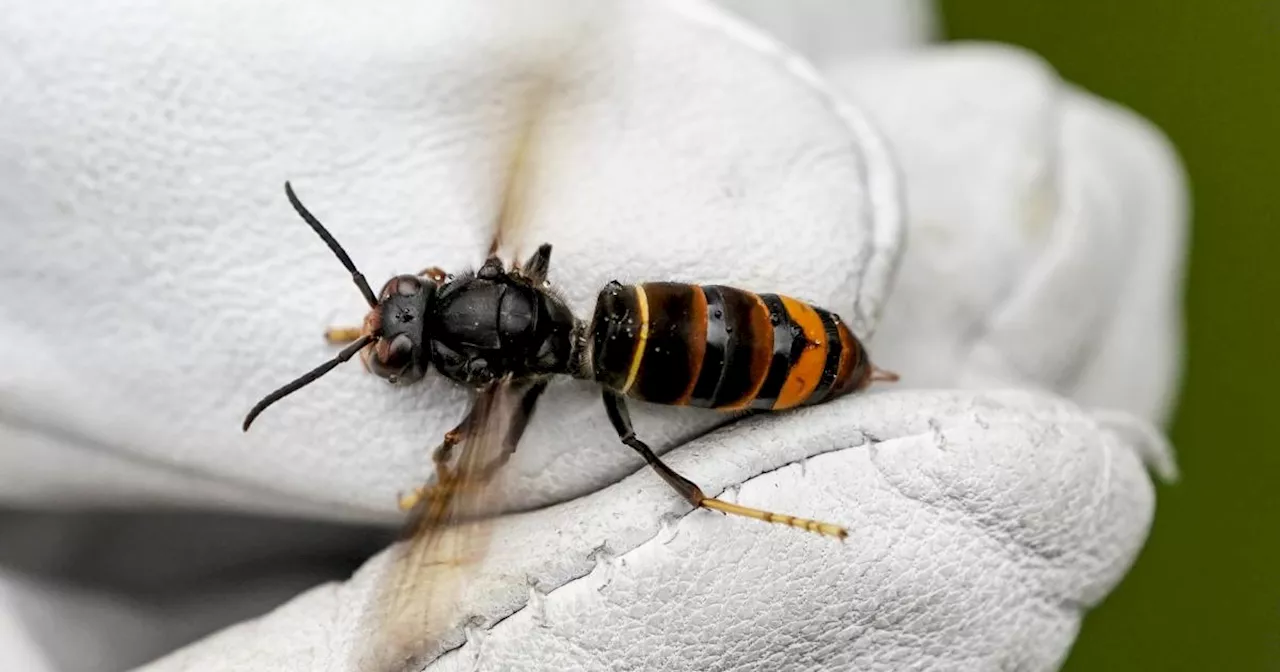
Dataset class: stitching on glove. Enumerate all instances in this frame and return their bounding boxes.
[430,433,879,664]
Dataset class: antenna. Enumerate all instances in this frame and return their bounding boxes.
[242,333,375,431]
[284,181,379,308]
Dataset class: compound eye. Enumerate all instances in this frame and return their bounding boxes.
[379,275,423,300]
[394,275,422,297]
[371,333,415,379]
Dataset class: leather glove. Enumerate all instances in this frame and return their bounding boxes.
[0,1,1182,670]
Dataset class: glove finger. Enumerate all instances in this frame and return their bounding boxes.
[830,45,1189,427]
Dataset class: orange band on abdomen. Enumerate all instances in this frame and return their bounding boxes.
[772,296,828,410]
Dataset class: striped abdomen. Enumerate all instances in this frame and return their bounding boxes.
[588,282,873,411]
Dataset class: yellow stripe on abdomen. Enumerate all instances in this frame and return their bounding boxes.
[619,284,650,394]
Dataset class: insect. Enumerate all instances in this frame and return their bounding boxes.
[242,181,898,533]
[241,43,896,672]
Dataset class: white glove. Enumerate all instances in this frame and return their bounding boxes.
[0,1,1183,671]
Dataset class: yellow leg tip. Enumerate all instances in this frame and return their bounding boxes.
[325,326,364,344]
[396,488,425,512]
[699,497,848,539]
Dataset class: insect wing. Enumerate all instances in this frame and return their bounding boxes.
[486,66,560,270]
[485,5,613,269]
[354,382,517,672]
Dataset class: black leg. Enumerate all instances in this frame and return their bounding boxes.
[601,389,849,539]
[520,244,553,285]
[475,380,548,480]
[603,389,707,505]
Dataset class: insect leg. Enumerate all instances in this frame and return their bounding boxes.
[474,380,549,481]
[324,326,364,344]
[601,390,848,539]
[417,266,450,285]
[433,426,467,479]
[518,244,553,285]
[396,413,476,512]
[398,380,546,510]
[602,390,704,503]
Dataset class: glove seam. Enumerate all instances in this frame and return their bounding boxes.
[433,432,881,665]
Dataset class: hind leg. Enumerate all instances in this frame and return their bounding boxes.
[601,390,848,539]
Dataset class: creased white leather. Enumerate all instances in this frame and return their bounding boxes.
[0,0,901,518]
[138,390,1160,672]
[828,45,1189,430]
[0,1,1186,671]
[0,577,55,672]
[716,0,938,65]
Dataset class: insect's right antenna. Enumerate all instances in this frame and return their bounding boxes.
[284,181,379,308]
[242,333,375,431]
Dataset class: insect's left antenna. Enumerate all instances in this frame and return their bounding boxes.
[284,181,379,308]
[242,333,375,431]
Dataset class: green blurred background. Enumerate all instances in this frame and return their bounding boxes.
[938,3,1279,670]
